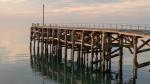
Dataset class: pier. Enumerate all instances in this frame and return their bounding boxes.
[30,23,150,84]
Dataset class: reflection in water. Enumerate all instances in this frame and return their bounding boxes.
[30,50,136,84]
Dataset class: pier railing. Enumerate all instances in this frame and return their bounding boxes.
[32,23,150,31]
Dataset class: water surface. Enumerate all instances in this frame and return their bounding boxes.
[0,28,150,84]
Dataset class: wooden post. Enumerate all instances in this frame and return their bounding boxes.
[86,48,89,70]
[41,28,44,54]
[30,27,33,55]
[37,28,40,56]
[102,32,106,72]
[71,30,75,81]
[52,29,54,57]
[119,35,123,83]
[64,30,67,63]
[90,32,94,71]
[132,36,138,79]
[80,31,84,66]
[108,34,112,72]
[33,36,36,56]
[56,29,60,59]
[57,29,60,59]
[99,34,102,70]
[83,48,86,67]
[77,48,80,65]
[71,30,75,63]
[49,29,52,58]
[46,28,49,55]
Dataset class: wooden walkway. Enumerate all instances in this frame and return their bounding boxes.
[30,23,150,84]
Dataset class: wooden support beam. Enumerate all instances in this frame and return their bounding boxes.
[37,28,40,55]
[90,32,94,71]
[111,48,120,54]
[64,30,67,63]
[137,61,150,68]
[33,36,36,56]
[141,39,150,47]
[57,29,60,59]
[46,28,49,55]
[107,33,112,71]
[111,43,130,48]
[111,36,119,42]
[51,29,54,57]
[138,48,150,53]
[106,53,119,60]
[41,28,44,54]
[128,47,133,54]
[80,31,84,66]
[99,34,102,70]
[138,39,150,50]
[132,36,138,79]
[102,32,106,72]
[124,36,132,43]
[71,30,75,63]
[105,48,119,57]
[119,35,123,83]
[30,28,33,55]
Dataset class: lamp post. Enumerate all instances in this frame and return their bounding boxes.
[42,0,45,26]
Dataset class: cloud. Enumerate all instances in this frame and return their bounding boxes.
[47,0,150,15]
[0,0,26,3]
[0,0,150,25]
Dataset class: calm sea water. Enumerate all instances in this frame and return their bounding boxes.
[0,28,150,84]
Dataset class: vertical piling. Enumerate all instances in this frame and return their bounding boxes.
[71,30,75,63]
[41,28,44,55]
[80,31,84,66]
[64,30,67,63]
[132,36,138,79]
[119,35,123,83]
[90,32,94,71]
[37,28,40,56]
[102,32,106,72]
[30,27,33,55]
[51,28,54,57]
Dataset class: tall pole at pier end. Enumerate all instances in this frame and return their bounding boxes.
[43,4,45,26]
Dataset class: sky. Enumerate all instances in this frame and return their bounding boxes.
[0,0,150,65]
[0,0,150,29]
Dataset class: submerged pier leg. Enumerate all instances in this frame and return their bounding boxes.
[102,32,106,72]
[132,36,138,82]
[71,30,75,65]
[90,32,94,71]
[77,48,80,65]
[80,31,84,67]
[106,33,112,72]
[45,28,49,61]
[37,28,40,57]
[30,27,33,55]
[64,30,67,63]
[119,35,123,83]
[33,36,36,56]
[99,34,102,71]
[57,29,60,60]
[57,29,62,61]
[41,28,44,55]
[51,28,54,57]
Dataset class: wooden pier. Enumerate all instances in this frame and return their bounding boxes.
[30,23,150,84]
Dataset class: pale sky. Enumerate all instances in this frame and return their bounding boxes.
[0,0,150,28]
[0,0,150,64]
